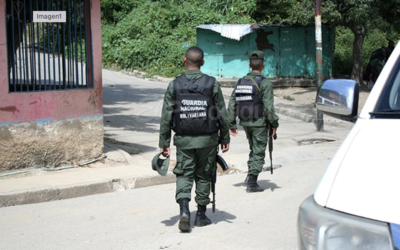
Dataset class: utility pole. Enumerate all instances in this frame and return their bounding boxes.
[315,0,324,131]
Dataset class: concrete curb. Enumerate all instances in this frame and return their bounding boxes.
[276,106,316,123]
[0,174,177,207]
[118,68,318,88]
[219,78,317,88]
[274,104,349,126]
[0,181,112,207]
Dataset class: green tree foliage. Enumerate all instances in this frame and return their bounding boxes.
[286,0,375,84]
[101,0,140,24]
[101,0,256,77]
[333,27,389,78]
[248,0,396,79]
[101,0,399,81]
[271,0,399,84]
[376,0,400,33]
[333,27,354,77]
[251,0,293,23]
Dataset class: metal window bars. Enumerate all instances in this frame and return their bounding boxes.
[6,0,93,92]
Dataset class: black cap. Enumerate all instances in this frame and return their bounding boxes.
[249,50,264,60]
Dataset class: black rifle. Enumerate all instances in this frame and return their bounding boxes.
[211,165,217,213]
[268,123,277,175]
[211,147,229,213]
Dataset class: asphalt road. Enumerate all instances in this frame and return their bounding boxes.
[0,156,332,250]
[101,69,353,172]
[0,69,355,250]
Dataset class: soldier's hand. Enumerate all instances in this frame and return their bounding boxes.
[160,148,170,157]
[271,128,277,139]
[229,129,238,137]
[221,143,229,153]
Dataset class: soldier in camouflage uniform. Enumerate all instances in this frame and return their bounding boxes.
[159,46,230,232]
[227,50,279,193]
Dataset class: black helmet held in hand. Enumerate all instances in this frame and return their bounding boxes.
[151,152,170,176]
[216,154,229,171]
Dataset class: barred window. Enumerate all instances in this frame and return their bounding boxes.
[6,0,93,92]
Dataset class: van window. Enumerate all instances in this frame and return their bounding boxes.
[373,57,400,117]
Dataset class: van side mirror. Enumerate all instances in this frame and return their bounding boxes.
[315,79,359,123]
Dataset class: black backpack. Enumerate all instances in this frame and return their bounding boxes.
[370,48,383,61]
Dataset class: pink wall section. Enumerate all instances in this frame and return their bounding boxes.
[0,0,103,123]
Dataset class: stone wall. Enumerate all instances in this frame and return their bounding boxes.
[0,116,103,172]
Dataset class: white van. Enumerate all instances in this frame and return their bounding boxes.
[297,42,400,250]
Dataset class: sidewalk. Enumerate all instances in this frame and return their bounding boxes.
[0,83,348,207]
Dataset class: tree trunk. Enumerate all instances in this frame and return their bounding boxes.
[349,23,366,85]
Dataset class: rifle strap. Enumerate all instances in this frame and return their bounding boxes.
[248,76,263,99]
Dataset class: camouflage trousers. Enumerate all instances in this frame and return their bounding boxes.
[173,145,217,206]
[243,126,268,176]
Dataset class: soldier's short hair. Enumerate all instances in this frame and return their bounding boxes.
[250,59,264,71]
[185,46,204,68]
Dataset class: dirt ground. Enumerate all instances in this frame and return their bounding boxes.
[120,69,371,113]
[273,86,370,113]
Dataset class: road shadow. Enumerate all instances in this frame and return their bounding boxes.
[104,112,160,133]
[161,209,237,228]
[103,84,164,133]
[104,138,156,154]
[103,84,166,105]
[257,180,281,192]
[103,83,166,153]
[289,87,317,96]
[233,179,281,192]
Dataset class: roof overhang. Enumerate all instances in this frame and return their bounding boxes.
[196,24,253,41]
[196,23,329,41]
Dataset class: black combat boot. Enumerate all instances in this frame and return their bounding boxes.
[177,198,190,232]
[194,205,212,227]
[244,174,249,184]
[244,174,259,187]
[246,174,264,193]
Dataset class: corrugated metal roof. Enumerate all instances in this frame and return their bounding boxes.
[196,23,317,41]
[196,24,253,41]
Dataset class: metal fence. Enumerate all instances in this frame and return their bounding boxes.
[6,0,93,92]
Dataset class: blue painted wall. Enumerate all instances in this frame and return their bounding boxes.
[197,25,334,79]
